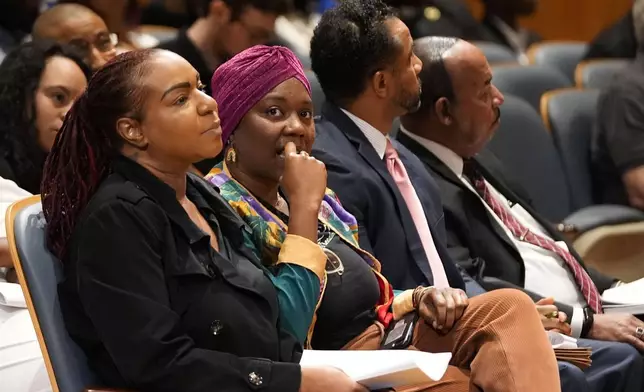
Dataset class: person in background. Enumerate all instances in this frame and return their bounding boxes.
[396,36,644,392]
[56,0,160,50]
[32,3,118,70]
[387,0,485,41]
[158,0,290,174]
[208,43,561,392]
[157,0,289,97]
[141,0,195,28]
[593,0,644,209]
[0,0,40,63]
[0,40,90,194]
[584,0,644,61]
[479,0,541,64]
[42,47,365,392]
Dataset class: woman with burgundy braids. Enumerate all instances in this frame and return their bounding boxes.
[41,48,365,392]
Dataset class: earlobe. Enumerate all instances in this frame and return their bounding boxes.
[435,98,454,126]
[372,71,388,99]
[116,118,148,149]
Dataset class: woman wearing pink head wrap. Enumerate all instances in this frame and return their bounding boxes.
[207,45,480,392]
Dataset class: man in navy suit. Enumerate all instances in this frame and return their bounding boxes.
[310,0,470,293]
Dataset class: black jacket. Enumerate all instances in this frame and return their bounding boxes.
[479,14,541,52]
[59,156,301,392]
[397,132,616,316]
[396,0,486,41]
[585,11,637,61]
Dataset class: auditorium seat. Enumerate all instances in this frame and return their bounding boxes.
[487,94,572,221]
[492,64,571,113]
[527,41,588,82]
[494,95,644,281]
[472,41,517,64]
[575,59,630,89]
[6,196,129,392]
[540,88,600,209]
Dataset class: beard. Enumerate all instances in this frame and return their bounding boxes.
[396,83,422,114]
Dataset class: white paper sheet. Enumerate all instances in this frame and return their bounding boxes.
[300,350,452,390]
[602,277,644,305]
[0,283,26,308]
[547,331,578,349]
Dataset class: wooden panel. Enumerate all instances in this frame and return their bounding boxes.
[465,0,632,41]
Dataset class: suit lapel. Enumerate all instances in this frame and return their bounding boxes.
[398,132,520,256]
[321,103,433,281]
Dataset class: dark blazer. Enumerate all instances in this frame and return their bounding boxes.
[584,11,636,61]
[59,156,301,392]
[311,102,465,291]
[397,131,616,316]
[480,14,541,52]
[396,0,487,41]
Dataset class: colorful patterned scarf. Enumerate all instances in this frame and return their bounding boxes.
[207,162,396,330]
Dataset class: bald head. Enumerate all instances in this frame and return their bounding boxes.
[411,37,491,115]
[32,4,116,71]
[33,4,99,39]
[402,36,504,158]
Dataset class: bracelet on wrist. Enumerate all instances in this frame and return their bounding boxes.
[412,286,427,309]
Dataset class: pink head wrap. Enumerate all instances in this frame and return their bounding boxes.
[211,45,312,145]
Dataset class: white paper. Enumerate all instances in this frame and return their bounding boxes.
[0,283,26,308]
[300,350,451,389]
[603,303,644,314]
[602,277,644,305]
[547,331,578,349]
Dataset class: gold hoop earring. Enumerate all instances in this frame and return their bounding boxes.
[226,148,237,163]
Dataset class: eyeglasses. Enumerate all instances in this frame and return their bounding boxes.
[67,32,118,58]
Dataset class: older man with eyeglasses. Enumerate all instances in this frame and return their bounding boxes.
[32,3,118,71]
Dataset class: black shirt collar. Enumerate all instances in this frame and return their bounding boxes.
[111,155,246,245]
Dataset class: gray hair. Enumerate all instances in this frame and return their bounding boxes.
[413,36,460,114]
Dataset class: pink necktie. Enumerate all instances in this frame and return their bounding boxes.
[384,141,450,288]
[464,163,603,313]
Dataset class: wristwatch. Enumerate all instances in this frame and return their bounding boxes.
[581,307,595,338]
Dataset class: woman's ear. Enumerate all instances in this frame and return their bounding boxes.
[116,117,148,149]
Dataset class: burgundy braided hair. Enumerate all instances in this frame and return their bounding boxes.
[42,48,157,260]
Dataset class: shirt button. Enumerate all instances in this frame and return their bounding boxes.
[210,320,223,336]
[248,372,263,386]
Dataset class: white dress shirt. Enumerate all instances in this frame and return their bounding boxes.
[399,127,588,337]
[341,109,388,159]
[489,16,531,65]
[0,176,51,392]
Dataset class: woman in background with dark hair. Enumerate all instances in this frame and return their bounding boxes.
[0,40,90,194]
[42,48,365,392]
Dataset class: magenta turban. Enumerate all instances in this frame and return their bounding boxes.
[211,45,312,145]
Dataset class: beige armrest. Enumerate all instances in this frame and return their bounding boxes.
[573,221,644,283]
